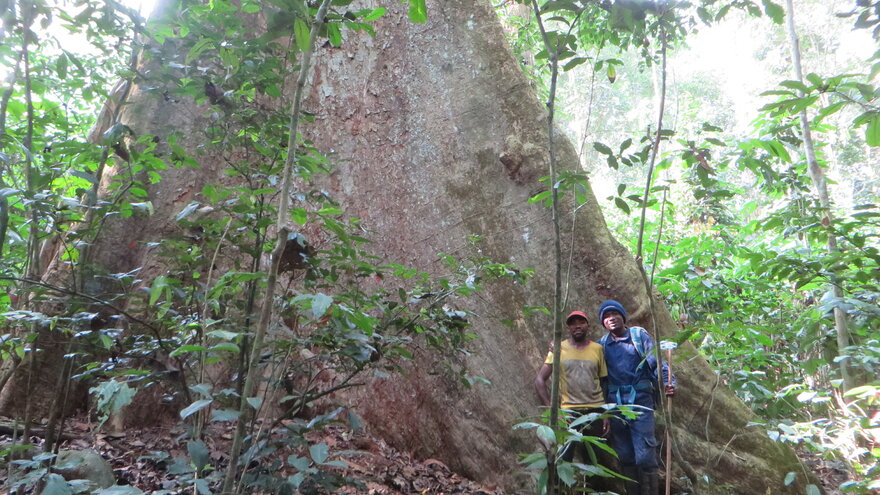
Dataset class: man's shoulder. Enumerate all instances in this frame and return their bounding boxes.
[628,327,654,342]
[554,340,602,353]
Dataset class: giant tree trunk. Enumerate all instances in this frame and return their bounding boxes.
[1,0,812,493]
[299,2,810,492]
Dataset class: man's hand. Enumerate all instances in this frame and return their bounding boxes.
[665,384,676,396]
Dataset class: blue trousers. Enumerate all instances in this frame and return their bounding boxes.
[609,392,659,469]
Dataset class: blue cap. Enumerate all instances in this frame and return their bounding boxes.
[598,300,627,323]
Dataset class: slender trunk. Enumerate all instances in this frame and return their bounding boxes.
[784,0,853,391]
[528,2,565,491]
[636,24,701,488]
[222,0,334,491]
[22,12,39,283]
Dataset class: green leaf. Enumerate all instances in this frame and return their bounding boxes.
[188,439,210,473]
[55,54,69,80]
[247,397,263,410]
[42,474,74,495]
[311,293,333,318]
[180,399,213,419]
[528,190,552,204]
[211,409,241,422]
[363,7,386,20]
[541,0,581,13]
[327,22,342,47]
[348,409,362,430]
[562,57,588,71]
[208,342,240,353]
[865,114,880,146]
[294,18,311,52]
[753,331,773,346]
[186,38,215,64]
[194,479,210,495]
[761,0,784,23]
[149,275,169,305]
[696,6,712,24]
[614,197,631,214]
[288,455,310,471]
[309,442,329,464]
[779,80,809,93]
[557,462,576,486]
[94,486,145,495]
[784,472,796,486]
[265,84,281,97]
[536,425,556,446]
[70,169,98,184]
[291,207,308,225]
[816,101,845,122]
[594,142,613,155]
[170,344,206,357]
[806,485,820,495]
[805,73,823,87]
[206,330,239,340]
[407,0,427,23]
[607,155,619,169]
[241,1,261,13]
[583,437,618,457]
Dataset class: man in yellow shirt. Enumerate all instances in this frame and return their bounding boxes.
[534,310,609,462]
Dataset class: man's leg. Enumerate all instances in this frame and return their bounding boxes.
[610,417,640,494]
[631,410,660,495]
[639,468,659,495]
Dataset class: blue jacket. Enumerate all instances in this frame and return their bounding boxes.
[601,327,675,405]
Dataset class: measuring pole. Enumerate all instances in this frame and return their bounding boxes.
[660,340,677,495]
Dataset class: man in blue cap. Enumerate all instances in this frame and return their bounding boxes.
[598,300,675,495]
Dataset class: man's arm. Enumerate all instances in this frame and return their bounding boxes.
[642,330,676,395]
[535,363,552,406]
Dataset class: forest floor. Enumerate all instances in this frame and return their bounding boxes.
[1,416,505,494]
[0,415,852,494]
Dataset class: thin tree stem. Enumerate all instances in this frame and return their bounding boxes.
[222,0,334,491]
[529,1,569,491]
[636,31,667,264]
[784,0,853,390]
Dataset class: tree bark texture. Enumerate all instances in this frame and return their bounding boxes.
[1,0,813,493]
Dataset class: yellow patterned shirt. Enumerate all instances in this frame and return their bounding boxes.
[545,340,607,410]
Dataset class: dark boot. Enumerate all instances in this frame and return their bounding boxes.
[639,468,659,495]
[621,466,640,495]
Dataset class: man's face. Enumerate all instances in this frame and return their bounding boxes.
[602,310,625,333]
[567,316,589,342]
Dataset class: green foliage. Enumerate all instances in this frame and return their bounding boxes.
[90,379,135,427]
[0,0,536,493]
[515,407,622,494]
[506,0,880,490]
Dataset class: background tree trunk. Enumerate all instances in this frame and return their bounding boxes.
[1,0,813,493]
